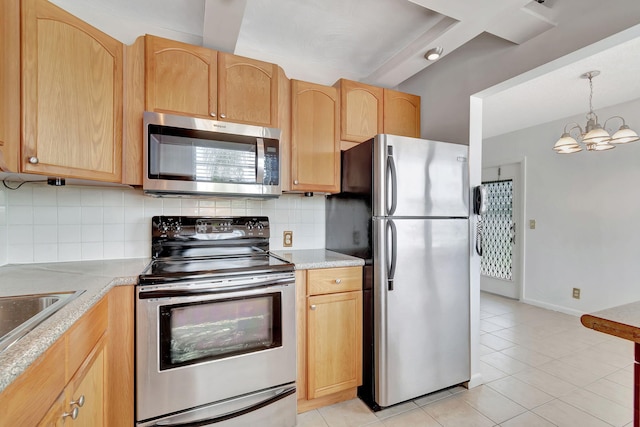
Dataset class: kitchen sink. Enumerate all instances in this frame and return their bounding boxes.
[0,290,85,353]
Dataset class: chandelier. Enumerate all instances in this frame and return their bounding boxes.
[553,70,639,154]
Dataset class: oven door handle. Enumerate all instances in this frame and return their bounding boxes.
[138,276,293,299]
[151,386,296,427]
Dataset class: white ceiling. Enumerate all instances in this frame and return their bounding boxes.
[53,0,558,87]
[51,0,640,139]
[204,0,557,87]
[481,26,640,138]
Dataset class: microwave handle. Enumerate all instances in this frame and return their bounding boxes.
[256,138,265,184]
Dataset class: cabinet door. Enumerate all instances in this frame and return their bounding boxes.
[307,291,362,399]
[337,79,383,143]
[38,393,67,427]
[218,52,278,127]
[67,345,106,427]
[0,0,20,172]
[145,35,217,119]
[290,80,340,193]
[383,89,421,138]
[22,0,122,182]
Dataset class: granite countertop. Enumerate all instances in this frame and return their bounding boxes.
[0,258,150,393]
[272,249,365,270]
[0,250,363,394]
[581,301,640,343]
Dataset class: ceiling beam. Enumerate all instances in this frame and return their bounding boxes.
[367,0,555,87]
[202,0,247,52]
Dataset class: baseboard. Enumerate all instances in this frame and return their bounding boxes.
[520,297,584,316]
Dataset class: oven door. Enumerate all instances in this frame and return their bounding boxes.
[136,272,296,423]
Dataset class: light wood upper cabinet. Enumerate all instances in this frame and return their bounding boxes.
[21,0,123,182]
[218,52,278,127]
[383,88,421,138]
[290,80,340,193]
[335,79,421,144]
[335,79,383,143]
[0,0,20,172]
[145,36,217,119]
[144,36,279,128]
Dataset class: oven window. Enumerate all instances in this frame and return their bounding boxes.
[159,293,282,370]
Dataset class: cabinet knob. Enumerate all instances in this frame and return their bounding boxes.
[335,279,342,284]
[294,180,299,185]
[70,395,85,407]
[220,113,226,119]
[62,407,79,420]
[210,112,216,117]
[310,304,317,310]
[28,156,39,164]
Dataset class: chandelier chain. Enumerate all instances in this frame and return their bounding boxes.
[587,74,595,119]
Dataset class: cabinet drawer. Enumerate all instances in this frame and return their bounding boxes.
[307,267,361,296]
[66,297,107,380]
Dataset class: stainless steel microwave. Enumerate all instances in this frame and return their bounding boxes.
[143,112,281,198]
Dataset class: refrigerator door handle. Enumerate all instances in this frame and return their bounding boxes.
[386,152,398,216]
[386,219,397,291]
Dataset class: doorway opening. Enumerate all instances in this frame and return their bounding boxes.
[480,162,522,299]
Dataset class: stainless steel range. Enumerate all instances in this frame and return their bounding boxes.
[136,216,296,427]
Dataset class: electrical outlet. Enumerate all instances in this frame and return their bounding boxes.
[572,287,581,299]
[283,231,293,247]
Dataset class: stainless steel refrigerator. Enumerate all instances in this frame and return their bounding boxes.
[326,134,470,410]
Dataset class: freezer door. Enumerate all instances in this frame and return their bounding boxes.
[373,218,470,407]
[372,135,469,218]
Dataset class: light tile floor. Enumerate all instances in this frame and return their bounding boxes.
[296,292,636,427]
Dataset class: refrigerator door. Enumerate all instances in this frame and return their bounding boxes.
[373,217,470,407]
[372,135,469,218]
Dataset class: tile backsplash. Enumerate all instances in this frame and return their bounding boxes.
[0,183,325,266]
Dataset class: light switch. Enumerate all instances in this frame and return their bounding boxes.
[529,219,536,229]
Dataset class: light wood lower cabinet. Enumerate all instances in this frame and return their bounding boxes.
[39,339,106,426]
[0,286,134,427]
[297,266,363,413]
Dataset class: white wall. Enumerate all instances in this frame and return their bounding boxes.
[0,184,325,266]
[483,97,640,314]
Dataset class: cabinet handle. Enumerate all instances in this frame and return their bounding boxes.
[70,395,85,407]
[220,113,226,119]
[210,112,216,117]
[310,304,317,310]
[294,180,299,185]
[62,406,79,420]
[28,156,39,164]
[335,279,342,284]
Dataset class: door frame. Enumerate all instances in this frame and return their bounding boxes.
[480,158,526,300]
